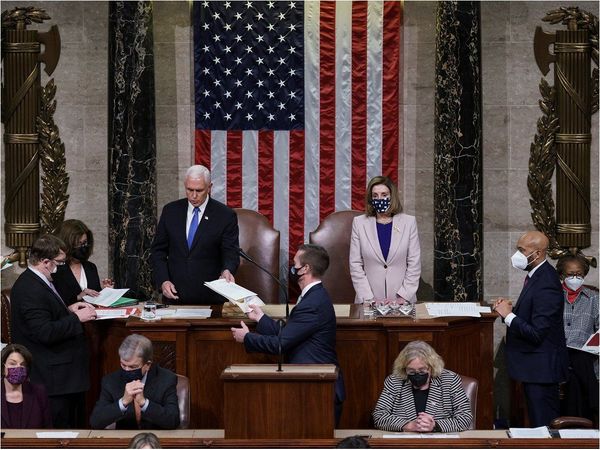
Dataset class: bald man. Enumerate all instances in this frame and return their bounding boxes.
[494,231,568,427]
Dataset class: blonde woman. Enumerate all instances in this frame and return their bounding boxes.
[373,341,472,432]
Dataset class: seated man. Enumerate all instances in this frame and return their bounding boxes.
[90,334,179,429]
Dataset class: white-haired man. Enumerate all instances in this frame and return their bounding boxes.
[150,165,240,304]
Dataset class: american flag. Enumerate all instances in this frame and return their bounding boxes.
[194,0,403,284]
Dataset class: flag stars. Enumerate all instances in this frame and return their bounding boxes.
[202,45,209,53]
[267,45,275,54]
[234,34,243,43]
[214,101,221,109]
[202,23,210,31]
[212,56,221,65]
[224,68,232,76]
[202,67,210,75]
[203,111,210,119]
[245,1,253,9]
[212,34,221,42]
[289,113,296,121]
[202,89,210,97]
[224,112,232,121]
[234,57,243,65]
[267,68,275,76]
[245,91,254,98]
[267,113,275,121]
[288,91,297,99]
[224,90,232,98]
[288,68,297,76]
[288,24,297,32]
[267,23,275,32]
[267,1,275,9]
[256,79,264,87]
[224,45,232,54]
[224,23,232,31]
[213,79,221,87]
[256,57,264,65]
[278,102,286,110]
[278,79,285,87]
[202,1,209,7]
[256,12,264,21]
[267,91,275,99]
[278,35,286,43]
[245,23,253,31]
[288,46,296,54]
[235,12,242,20]
[245,45,253,54]
[277,57,286,65]
[234,79,243,87]
[278,12,286,20]
[257,102,264,110]
[245,68,253,76]
[257,35,264,43]
[212,11,221,20]
[289,1,296,8]
[235,101,243,110]
[224,1,231,9]
[246,112,253,121]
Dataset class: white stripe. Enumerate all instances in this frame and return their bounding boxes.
[335,1,352,211]
[304,0,320,240]
[273,131,289,301]
[211,130,227,203]
[242,130,258,210]
[366,0,383,181]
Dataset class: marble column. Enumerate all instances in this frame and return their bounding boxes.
[433,1,483,302]
[108,1,157,299]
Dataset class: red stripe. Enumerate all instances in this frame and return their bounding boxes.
[195,130,211,166]
[226,131,243,208]
[258,130,274,223]
[319,2,336,221]
[351,1,368,210]
[382,1,402,183]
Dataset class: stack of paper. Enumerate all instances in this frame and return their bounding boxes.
[83,288,131,307]
[95,307,137,320]
[425,302,491,318]
[204,279,264,313]
[508,426,552,438]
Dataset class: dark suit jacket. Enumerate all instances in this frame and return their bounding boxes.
[505,261,569,384]
[53,261,101,306]
[10,269,90,396]
[1,381,53,428]
[89,364,180,430]
[150,197,240,304]
[244,283,346,402]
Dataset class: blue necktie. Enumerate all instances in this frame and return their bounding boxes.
[187,207,199,249]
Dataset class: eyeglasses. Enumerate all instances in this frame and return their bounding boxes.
[406,370,429,376]
[52,259,66,266]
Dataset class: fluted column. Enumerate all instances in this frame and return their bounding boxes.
[108,1,157,299]
[433,1,483,302]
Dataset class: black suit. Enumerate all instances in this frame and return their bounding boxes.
[10,268,90,428]
[505,260,569,427]
[150,197,240,304]
[89,364,180,430]
[244,283,345,424]
[53,261,101,306]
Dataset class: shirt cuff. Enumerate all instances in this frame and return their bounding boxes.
[118,398,128,413]
[505,312,516,327]
[140,399,149,412]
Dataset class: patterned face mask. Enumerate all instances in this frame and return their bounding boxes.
[370,197,391,214]
[6,366,27,385]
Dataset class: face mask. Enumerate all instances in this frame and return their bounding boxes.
[72,245,91,261]
[564,276,584,291]
[289,265,305,285]
[121,367,143,383]
[407,372,429,388]
[370,198,391,214]
[51,263,58,274]
[511,250,536,271]
[6,366,28,385]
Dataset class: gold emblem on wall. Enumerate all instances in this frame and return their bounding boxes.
[1,7,68,266]
[530,7,598,265]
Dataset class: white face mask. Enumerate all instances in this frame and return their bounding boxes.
[511,250,535,271]
[564,276,584,291]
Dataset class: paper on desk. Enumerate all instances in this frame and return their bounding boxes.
[383,433,459,438]
[558,429,599,439]
[508,426,551,438]
[172,309,212,318]
[425,302,490,318]
[229,295,266,313]
[204,279,257,301]
[36,431,79,438]
[83,288,130,307]
[95,307,136,320]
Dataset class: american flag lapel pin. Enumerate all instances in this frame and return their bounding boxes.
[204,216,209,220]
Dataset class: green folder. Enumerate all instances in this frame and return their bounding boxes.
[110,296,138,307]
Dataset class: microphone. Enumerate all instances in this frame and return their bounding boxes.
[238,247,289,319]
[277,319,285,372]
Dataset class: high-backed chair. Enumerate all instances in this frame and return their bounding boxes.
[235,208,281,303]
[459,374,479,429]
[309,210,362,303]
[1,288,11,344]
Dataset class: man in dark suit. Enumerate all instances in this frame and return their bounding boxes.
[150,165,240,304]
[10,234,97,428]
[90,334,180,429]
[231,244,346,425]
[494,231,569,427]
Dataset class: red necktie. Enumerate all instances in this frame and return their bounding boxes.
[523,276,529,287]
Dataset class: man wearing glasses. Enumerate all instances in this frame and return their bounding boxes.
[10,234,97,428]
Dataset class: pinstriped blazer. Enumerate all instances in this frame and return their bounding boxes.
[373,369,473,432]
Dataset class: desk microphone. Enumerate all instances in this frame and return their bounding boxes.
[238,247,289,319]
[277,319,285,372]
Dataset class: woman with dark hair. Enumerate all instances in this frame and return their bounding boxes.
[349,176,421,305]
[53,219,113,305]
[1,344,52,428]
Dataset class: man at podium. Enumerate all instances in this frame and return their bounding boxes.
[231,244,346,425]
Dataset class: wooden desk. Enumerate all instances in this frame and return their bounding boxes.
[1,429,597,448]
[86,306,495,429]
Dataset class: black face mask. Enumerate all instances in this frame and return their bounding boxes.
[407,372,429,388]
[72,244,91,261]
[289,265,305,285]
[121,367,143,383]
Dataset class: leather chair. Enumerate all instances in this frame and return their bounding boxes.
[235,208,280,303]
[550,416,594,429]
[1,288,11,344]
[459,374,478,429]
[309,210,362,303]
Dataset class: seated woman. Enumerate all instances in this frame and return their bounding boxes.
[1,344,52,429]
[373,340,472,432]
[349,176,421,304]
[556,254,599,422]
[53,219,113,305]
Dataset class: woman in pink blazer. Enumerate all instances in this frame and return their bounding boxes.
[349,176,421,303]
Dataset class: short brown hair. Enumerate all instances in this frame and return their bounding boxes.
[297,244,329,277]
[1,344,33,372]
[556,254,590,277]
[364,176,402,216]
[28,234,66,265]
[58,219,94,262]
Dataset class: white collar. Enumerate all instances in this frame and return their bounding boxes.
[298,281,322,304]
[28,265,52,286]
[527,259,547,278]
[187,195,209,215]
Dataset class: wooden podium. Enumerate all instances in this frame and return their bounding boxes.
[221,364,338,439]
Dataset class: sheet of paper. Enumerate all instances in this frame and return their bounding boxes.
[204,279,257,301]
[94,308,136,320]
[508,426,551,438]
[229,295,265,313]
[558,429,599,439]
[382,433,459,439]
[36,431,79,438]
[172,309,212,318]
[425,302,483,317]
[156,309,176,317]
[83,288,130,307]
[1,262,13,271]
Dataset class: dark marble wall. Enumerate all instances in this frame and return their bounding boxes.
[433,1,483,302]
[108,1,157,299]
